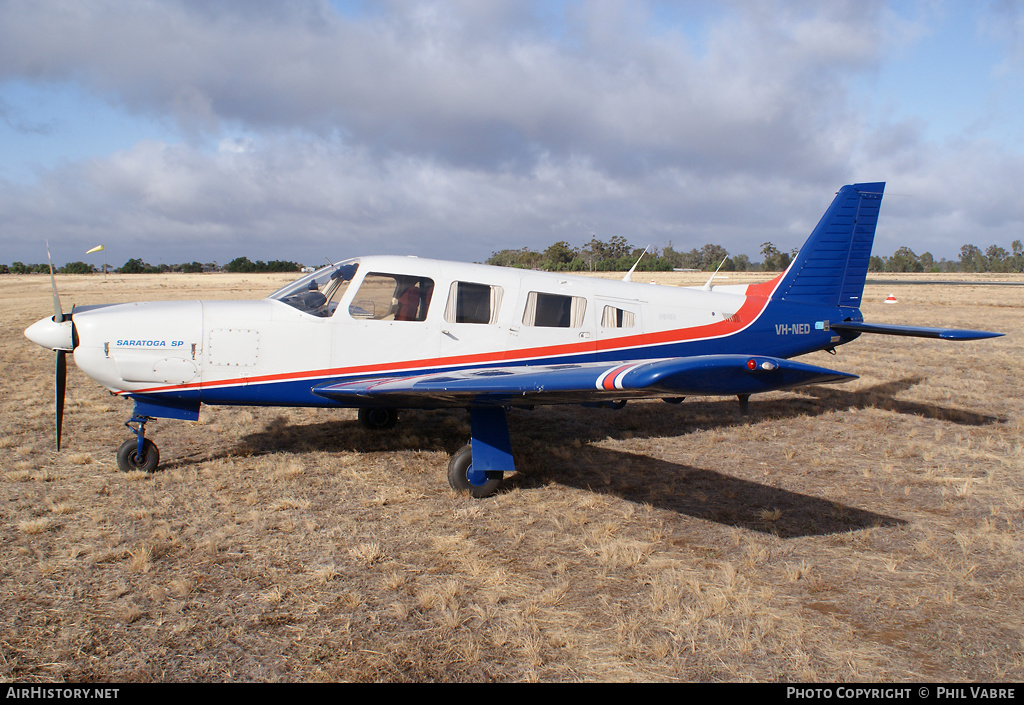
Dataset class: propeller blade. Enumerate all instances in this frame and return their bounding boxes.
[56,350,66,451]
[46,241,64,323]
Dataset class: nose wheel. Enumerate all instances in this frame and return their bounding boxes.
[116,437,160,473]
[117,414,160,473]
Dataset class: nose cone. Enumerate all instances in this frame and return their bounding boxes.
[25,316,75,351]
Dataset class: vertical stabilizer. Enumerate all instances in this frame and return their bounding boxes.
[774,182,885,308]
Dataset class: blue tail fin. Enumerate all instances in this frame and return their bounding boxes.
[773,182,885,308]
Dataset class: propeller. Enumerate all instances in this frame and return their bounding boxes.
[56,349,66,451]
[46,242,68,451]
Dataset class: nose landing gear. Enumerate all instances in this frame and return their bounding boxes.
[117,414,160,473]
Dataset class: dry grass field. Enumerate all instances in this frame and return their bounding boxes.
[1,270,1022,682]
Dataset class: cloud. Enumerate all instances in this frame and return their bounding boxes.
[0,0,884,174]
[0,0,1022,266]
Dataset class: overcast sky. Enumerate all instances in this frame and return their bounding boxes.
[2,0,1023,268]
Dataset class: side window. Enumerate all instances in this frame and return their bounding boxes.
[601,306,636,328]
[349,273,434,321]
[522,292,587,328]
[444,282,503,324]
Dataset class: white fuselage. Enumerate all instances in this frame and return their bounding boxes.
[64,256,794,408]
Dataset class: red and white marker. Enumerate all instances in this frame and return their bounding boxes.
[884,293,898,304]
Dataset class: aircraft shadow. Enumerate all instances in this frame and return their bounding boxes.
[789,378,1004,427]
[502,446,903,538]
[216,376,970,536]
[501,375,1003,457]
[187,373,1000,537]
[225,415,902,537]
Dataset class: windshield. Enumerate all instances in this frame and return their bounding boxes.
[268,260,359,317]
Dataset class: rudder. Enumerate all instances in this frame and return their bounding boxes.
[773,182,885,308]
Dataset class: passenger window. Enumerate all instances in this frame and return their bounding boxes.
[349,273,434,321]
[444,282,503,324]
[522,292,587,328]
[601,306,636,328]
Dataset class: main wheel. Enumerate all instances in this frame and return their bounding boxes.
[358,407,398,430]
[117,438,160,473]
[447,444,503,498]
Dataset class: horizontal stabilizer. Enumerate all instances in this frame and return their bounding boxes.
[313,355,857,408]
[831,322,1003,341]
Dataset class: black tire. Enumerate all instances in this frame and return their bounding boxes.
[358,407,398,430]
[117,438,160,473]
[447,444,503,498]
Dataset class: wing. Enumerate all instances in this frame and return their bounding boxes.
[830,321,1003,341]
[311,354,857,408]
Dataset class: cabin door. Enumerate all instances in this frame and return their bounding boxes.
[505,277,596,364]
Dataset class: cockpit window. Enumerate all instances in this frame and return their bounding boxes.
[269,261,359,317]
[349,273,434,321]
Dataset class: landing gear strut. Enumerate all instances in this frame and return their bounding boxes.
[117,414,160,473]
[737,394,750,415]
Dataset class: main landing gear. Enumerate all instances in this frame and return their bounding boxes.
[357,405,513,498]
[358,407,398,430]
[446,406,514,498]
[117,413,160,473]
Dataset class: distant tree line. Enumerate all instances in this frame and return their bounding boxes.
[487,237,1024,274]
[0,257,302,274]
[3,242,1023,275]
[869,242,1024,273]
[223,257,302,273]
[486,238,798,272]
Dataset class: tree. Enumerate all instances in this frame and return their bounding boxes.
[226,257,257,273]
[661,243,684,269]
[678,248,701,270]
[699,244,729,271]
[118,258,155,274]
[959,244,985,272]
[760,242,791,271]
[59,261,95,274]
[486,248,542,269]
[886,247,923,273]
[606,235,631,260]
[986,245,1009,272]
[542,241,578,270]
[919,252,935,272]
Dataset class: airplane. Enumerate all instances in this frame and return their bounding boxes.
[24,182,1003,497]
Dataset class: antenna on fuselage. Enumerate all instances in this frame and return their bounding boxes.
[622,246,650,282]
[701,257,729,291]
